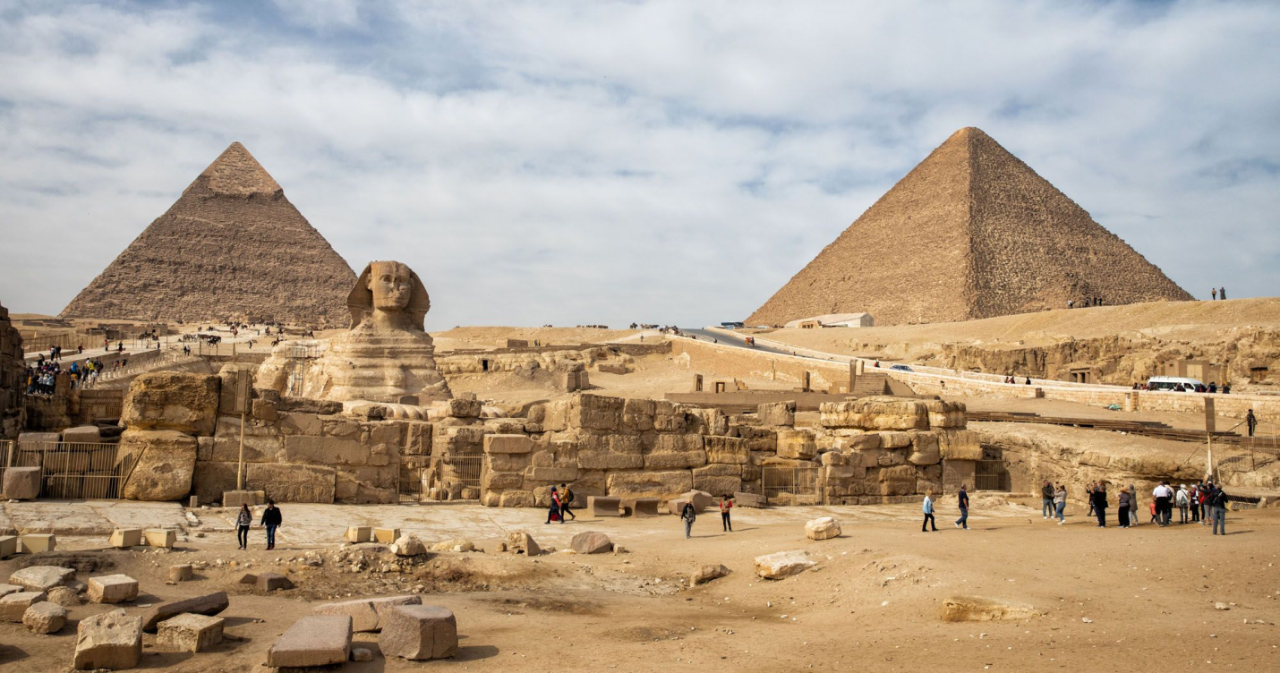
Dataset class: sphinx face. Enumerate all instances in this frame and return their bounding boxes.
[369,262,412,311]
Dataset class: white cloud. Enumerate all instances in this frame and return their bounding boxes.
[0,0,1277,327]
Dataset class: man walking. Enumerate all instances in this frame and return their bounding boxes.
[1153,482,1173,526]
[954,485,970,530]
[261,499,282,551]
[1211,288,1217,300]
[922,492,938,532]
[1041,480,1054,520]
[1246,409,1257,438]
[1091,484,1108,527]
[559,483,576,521]
[1209,484,1229,535]
[680,501,697,539]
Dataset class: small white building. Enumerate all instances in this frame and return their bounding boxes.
[784,313,875,329]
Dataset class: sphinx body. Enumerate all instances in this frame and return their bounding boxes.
[257,261,451,404]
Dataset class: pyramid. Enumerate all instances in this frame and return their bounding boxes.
[61,143,356,327]
[747,127,1192,326]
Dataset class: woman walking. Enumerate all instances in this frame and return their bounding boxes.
[1053,483,1067,524]
[235,503,252,550]
[545,487,563,524]
[922,492,938,532]
[719,494,733,532]
[1117,487,1132,528]
[680,501,697,539]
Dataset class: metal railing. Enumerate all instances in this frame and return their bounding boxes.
[974,460,1010,491]
[762,465,820,505]
[1,439,133,500]
[439,455,483,497]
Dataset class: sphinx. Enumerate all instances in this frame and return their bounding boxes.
[257,261,452,407]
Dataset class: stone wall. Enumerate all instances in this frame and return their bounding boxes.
[0,301,23,439]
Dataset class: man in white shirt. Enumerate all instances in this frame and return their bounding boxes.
[1152,482,1174,526]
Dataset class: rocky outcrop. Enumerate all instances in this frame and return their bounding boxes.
[119,429,198,501]
[0,302,22,439]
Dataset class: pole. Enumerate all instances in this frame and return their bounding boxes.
[237,409,246,490]
[1205,433,1213,483]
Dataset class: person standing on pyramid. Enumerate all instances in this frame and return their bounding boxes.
[1211,288,1218,300]
[1220,287,1227,300]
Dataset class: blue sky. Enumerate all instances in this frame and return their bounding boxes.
[1,0,1277,329]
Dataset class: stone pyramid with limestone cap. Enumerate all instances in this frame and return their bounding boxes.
[61,142,356,327]
[746,127,1192,326]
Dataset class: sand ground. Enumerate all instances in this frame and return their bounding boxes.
[1,499,1277,672]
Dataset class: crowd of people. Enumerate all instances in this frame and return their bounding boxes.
[1040,479,1235,534]
[1131,381,1231,393]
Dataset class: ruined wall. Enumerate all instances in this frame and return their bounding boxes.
[670,338,849,392]
[0,302,24,438]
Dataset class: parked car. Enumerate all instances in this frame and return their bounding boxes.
[889,364,913,372]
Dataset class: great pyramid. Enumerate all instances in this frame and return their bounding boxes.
[61,142,356,327]
[747,127,1192,327]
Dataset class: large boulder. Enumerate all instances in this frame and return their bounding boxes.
[391,535,427,557]
[118,429,197,501]
[804,517,841,541]
[2,466,41,500]
[506,531,542,556]
[757,401,796,427]
[74,609,142,670]
[691,564,731,586]
[569,531,613,554]
[24,601,67,634]
[754,551,816,580]
[121,372,220,436]
[314,595,422,633]
[9,566,74,592]
[379,605,458,661]
[266,615,352,668]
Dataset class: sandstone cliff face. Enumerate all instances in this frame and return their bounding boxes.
[0,302,24,438]
[747,127,1191,327]
[61,143,355,327]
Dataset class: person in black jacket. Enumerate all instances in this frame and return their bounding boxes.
[1092,485,1108,528]
[261,499,282,550]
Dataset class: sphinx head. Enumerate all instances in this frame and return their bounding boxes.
[369,261,413,311]
[348,260,431,330]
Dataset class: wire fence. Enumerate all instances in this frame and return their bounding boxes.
[762,466,820,505]
[0,439,133,500]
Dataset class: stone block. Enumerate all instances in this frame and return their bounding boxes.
[379,605,458,661]
[776,428,816,460]
[120,371,220,435]
[373,527,401,544]
[820,397,928,431]
[256,572,293,592]
[391,535,427,557]
[10,566,74,591]
[625,497,661,517]
[345,526,372,543]
[506,531,542,556]
[74,609,142,670]
[484,434,533,454]
[23,600,66,634]
[252,398,278,422]
[734,491,765,508]
[157,613,224,653]
[62,425,102,444]
[704,436,749,464]
[757,401,796,427]
[836,433,881,452]
[938,430,983,461]
[499,490,536,508]
[18,431,61,446]
[282,435,369,466]
[2,466,41,500]
[141,592,230,632]
[0,591,46,622]
[606,470,693,499]
[314,595,422,633]
[251,463,336,503]
[754,550,816,579]
[642,450,706,470]
[0,536,15,558]
[693,474,742,497]
[588,495,622,517]
[908,433,941,465]
[118,428,197,501]
[570,531,613,554]
[19,534,56,554]
[145,529,177,548]
[524,466,580,483]
[925,400,967,428]
[221,490,264,508]
[576,451,645,470]
[692,564,731,585]
[88,575,139,604]
[266,615,353,668]
[446,398,483,418]
[805,517,841,540]
[169,565,193,582]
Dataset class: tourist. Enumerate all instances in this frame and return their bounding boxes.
[559,483,576,521]
[1129,482,1140,526]
[1211,288,1217,300]
[1209,484,1229,535]
[1176,484,1190,523]
[954,485,969,530]
[1209,382,1217,394]
[235,504,252,550]
[1223,383,1231,394]
[680,501,697,539]
[1041,480,1054,520]
[1246,409,1257,438]
[1085,482,1096,516]
[545,487,562,524]
[1053,483,1067,523]
[1153,482,1173,526]
[719,494,734,532]
[1091,484,1108,527]
[261,499,282,551]
[1117,487,1132,528]
[1190,484,1201,523]
[921,492,937,532]
[1220,287,1227,300]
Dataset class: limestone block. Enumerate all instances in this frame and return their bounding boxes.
[754,550,816,579]
[62,425,102,443]
[282,435,368,466]
[820,397,928,431]
[908,433,941,465]
[314,595,422,633]
[120,372,220,435]
[879,465,917,483]
[805,517,841,540]
[221,489,263,508]
[373,528,400,544]
[10,566,73,592]
[391,535,426,557]
[691,564,730,585]
[568,394,624,431]
[169,565,193,582]
[0,591,46,622]
[757,401,796,427]
[118,428,197,501]
[588,495,622,517]
[485,453,530,472]
[680,490,715,512]
[88,575,139,604]
[256,572,293,592]
[446,398,482,418]
[733,491,765,508]
[622,398,656,432]
[506,531,542,556]
[693,474,742,497]
[626,497,662,517]
[74,609,142,670]
[266,615,353,668]
[499,490,536,508]
[943,460,977,491]
[484,434,533,454]
[379,605,458,661]
[776,428,816,460]
[0,536,14,558]
[938,430,983,461]
[2,466,41,500]
[575,450,644,470]
[482,470,525,491]
[144,529,177,548]
[878,431,913,449]
[157,613,224,652]
[940,596,1043,622]
[429,539,475,552]
[690,408,730,435]
[18,431,61,446]
[737,426,778,452]
[109,529,143,548]
[141,592,230,632]
[24,600,66,634]
[345,526,372,543]
[523,466,580,483]
[606,470,693,499]
[252,463,336,503]
[19,534,56,553]
[925,400,967,428]
[704,436,749,464]
[570,531,613,554]
[836,433,881,452]
[642,451,705,470]
[252,398,278,422]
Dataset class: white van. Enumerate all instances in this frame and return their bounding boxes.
[1146,376,1205,392]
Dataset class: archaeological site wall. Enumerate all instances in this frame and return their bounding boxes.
[1,302,25,438]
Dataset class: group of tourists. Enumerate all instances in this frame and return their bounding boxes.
[1002,375,1032,385]
[234,500,283,550]
[545,484,578,524]
[1076,480,1231,534]
[1210,287,1228,300]
[679,494,735,538]
[1067,297,1106,309]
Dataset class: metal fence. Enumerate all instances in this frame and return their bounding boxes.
[438,455,483,499]
[1,440,134,500]
[974,460,1010,491]
[762,466,820,505]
